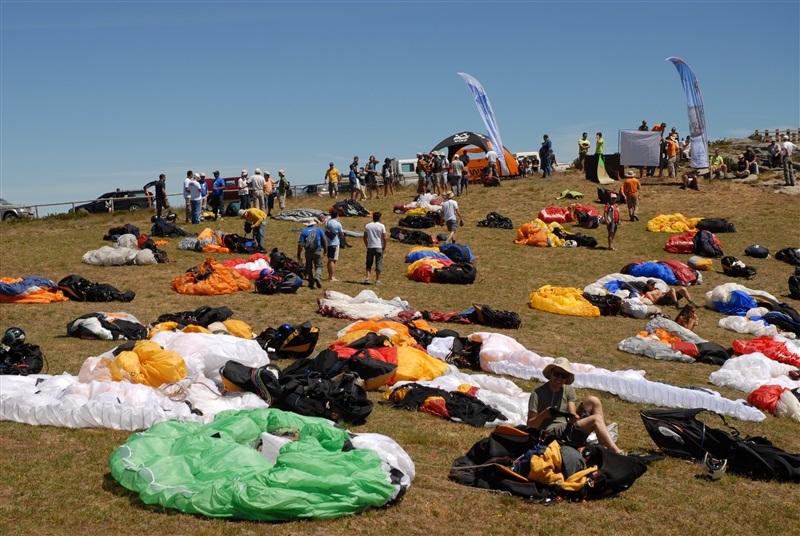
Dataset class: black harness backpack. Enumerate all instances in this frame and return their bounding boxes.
[640,408,800,482]
[721,256,757,279]
[433,263,477,284]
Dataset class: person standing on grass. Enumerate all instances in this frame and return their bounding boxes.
[297,221,325,290]
[604,193,620,251]
[277,170,290,211]
[781,134,796,186]
[527,357,624,454]
[363,211,386,286]
[264,171,276,217]
[577,132,591,171]
[441,191,464,243]
[365,156,380,200]
[324,210,344,282]
[238,170,250,210]
[485,145,498,178]
[382,158,394,199]
[325,162,340,199]
[539,134,552,178]
[250,169,266,210]
[349,164,362,202]
[620,173,641,222]
[155,174,168,219]
[199,173,208,212]
[183,170,194,223]
[664,136,680,178]
[187,173,203,224]
[210,171,225,221]
[450,155,464,196]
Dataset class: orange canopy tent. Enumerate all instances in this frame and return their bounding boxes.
[430,131,519,181]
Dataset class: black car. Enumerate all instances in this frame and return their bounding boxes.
[72,188,153,213]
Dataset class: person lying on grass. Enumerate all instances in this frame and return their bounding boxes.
[527,357,624,454]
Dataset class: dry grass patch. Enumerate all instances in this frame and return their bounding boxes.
[0,168,799,535]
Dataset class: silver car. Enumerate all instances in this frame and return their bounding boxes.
[0,198,35,221]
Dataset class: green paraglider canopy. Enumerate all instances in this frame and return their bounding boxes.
[109,408,411,521]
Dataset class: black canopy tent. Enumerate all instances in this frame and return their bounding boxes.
[430,132,518,177]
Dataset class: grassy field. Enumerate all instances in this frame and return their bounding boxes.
[1,163,799,536]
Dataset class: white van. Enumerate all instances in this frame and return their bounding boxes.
[393,158,419,186]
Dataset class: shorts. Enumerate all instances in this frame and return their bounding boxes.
[433,172,444,186]
[546,422,569,436]
[366,248,383,272]
[327,244,339,261]
[607,222,618,233]
[446,220,458,232]
[626,195,638,209]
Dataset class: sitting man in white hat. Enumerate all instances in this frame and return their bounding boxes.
[527,357,624,454]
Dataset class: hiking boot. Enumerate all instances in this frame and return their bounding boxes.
[314,277,322,289]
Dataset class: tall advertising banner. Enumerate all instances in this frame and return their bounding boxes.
[457,72,506,174]
[667,57,709,169]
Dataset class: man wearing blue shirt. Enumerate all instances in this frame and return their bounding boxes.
[324,210,344,282]
[297,222,326,289]
[210,171,225,221]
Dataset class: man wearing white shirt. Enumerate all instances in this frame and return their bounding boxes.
[183,170,193,223]
[187,174,203,224]
[486,146,498,177]
[781,134,796,186]
[441,191,464,243]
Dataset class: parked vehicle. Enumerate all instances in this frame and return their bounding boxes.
[0,198,35,220]
[203,176,240,202]
[294,184,330,198]
[72,187,153,213]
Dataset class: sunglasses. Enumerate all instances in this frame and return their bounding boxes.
[552,370,570,380]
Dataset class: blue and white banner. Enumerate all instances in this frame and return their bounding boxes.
[667,57,709,169]
[457,72,506,174]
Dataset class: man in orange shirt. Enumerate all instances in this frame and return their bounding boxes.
[664,137,680,178]
[620,172,642,222]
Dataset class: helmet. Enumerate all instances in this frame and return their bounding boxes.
[2,327,26,348]
[701,453,727,480]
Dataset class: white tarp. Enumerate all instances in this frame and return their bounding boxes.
[620,130,662,166]
[1,333,271,431]
[472,332,765,422]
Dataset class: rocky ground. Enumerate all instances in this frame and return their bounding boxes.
[714,137,799,196]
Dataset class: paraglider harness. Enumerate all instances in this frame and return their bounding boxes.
[0,328,49,376]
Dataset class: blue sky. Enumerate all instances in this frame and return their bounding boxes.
[2,1,798,209]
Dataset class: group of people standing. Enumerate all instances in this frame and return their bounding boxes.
[415,151,470,197]
[235,169,290,218]
[324,156,398,202]
[295,209,387,289]
[153,168,292,226]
